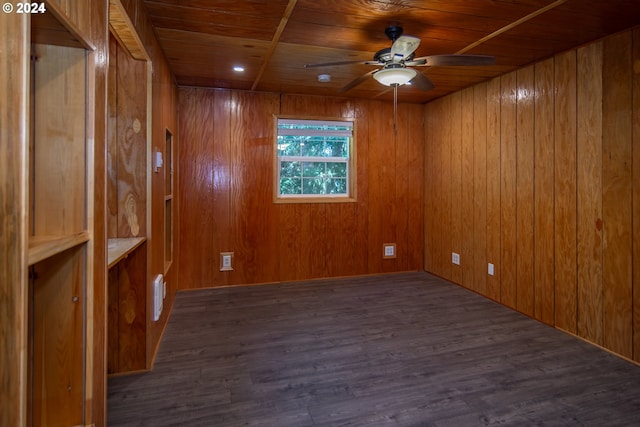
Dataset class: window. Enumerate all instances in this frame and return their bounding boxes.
[275,117,355,202]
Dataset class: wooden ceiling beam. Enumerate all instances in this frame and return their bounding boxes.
[251,0,298,91]
[456,0,569,55]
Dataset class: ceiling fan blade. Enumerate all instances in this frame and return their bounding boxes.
[414,54,496,67]
[339,69,377,93]
[404,59,427,67]
[390,35,420,60]
[409,72,435,91]
[305,60,380,68]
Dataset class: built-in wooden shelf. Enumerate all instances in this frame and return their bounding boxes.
[28,231,90,266]
[108,237,146,269]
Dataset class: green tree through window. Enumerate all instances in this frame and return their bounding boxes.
[276,118,354,199]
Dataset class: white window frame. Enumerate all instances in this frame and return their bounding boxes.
[274,116,356,203]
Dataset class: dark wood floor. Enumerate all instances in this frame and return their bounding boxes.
[108,272,640,426]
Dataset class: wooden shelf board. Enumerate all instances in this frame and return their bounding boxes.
[108,237,146,268]
[28,231,90,265]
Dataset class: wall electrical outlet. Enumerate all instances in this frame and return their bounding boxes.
[452,252,460,265]
[220,252,234,271]
[488,263,495,276]
[383,243,396,259]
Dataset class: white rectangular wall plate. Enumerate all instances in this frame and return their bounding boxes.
[153,274,163,321]
[383,243,396,259]
[452,252,460,265]
[488,263,495,276]
[220,252,234,271]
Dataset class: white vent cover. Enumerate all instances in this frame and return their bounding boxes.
[153,274,163,321]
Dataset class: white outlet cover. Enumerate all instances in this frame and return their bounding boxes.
[488,263,495,276]
[383,244,396,259]
[220,252,234,271]
[452,252,460,265]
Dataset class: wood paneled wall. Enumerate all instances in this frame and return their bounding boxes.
[109,0,179,369]
[178,90,424,289]
[424,27,640,362]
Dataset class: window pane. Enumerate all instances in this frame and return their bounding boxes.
[302,162,324,177]
[280,177,302,194]
[326,162,347,177]
[280,161,301,178]
[328,178,347,194]
[277,136,301,156]
[276,118,353,199]
[302,140,324,157]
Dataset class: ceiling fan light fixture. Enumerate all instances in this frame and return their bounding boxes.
[373,66,416,86]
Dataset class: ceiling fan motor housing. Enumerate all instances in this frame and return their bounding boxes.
[385,25,404,42]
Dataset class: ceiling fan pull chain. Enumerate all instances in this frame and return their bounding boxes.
[394,84,398,133]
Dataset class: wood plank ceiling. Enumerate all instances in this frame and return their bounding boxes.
[142,0,640,103]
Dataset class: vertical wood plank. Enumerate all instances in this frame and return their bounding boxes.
[633,28,640,362]
[602,32,633,358]
[229,91,280,285]
[576,42,603,344]
[210,90,232,287]
[486,77,502,301]
[32,248,85,426]
[116,243,146,371]
[0,13,29,427]
[32,44,86,237]
[115,42,147,238]
[405,104,425,271]
[500,71,518,310]
[473,83,488,296]
[516,65,535,317]
[177,88,215,289]
[533,58,555,325]
[436,97,452,280]
[554,49,578,333]
[107,35,119,238]
[368,100,397,273]
[424,102,436,274]
[449,92,463,285]
[461,87,475,290]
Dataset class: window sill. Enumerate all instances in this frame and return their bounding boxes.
[273,196,357,204]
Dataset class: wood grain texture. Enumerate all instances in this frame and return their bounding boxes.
[423,101,436,274]
[433,96,451,280]
[633,27,640,362]
[142,0,640,104]
[553,49,578,334]
[485,77,501,301]
[0,12,29,427]
[115,39,147,238]
[32,247,85,427]
[114,242,147,372]
[473,83,487,296]
[178,88,216,289]
[500,71,517,310]
[449,92,463,285]
[367,100,398,274]
[423,27,640,362]
[32,43,86,237]
[229,91,281,284]
[602,31,633,359]
[109,272,640,426]
[460,87,475,290]
[533,58,555,325]
[576,42,603,345]
[107,34,119,238]
[515,65,535,317]
[178,89,423,288]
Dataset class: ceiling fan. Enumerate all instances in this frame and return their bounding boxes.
[305,25,495,131]
[305,24,496,93]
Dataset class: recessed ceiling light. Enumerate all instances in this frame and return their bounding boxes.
[317,74,331,82]
[233,66,245,72]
